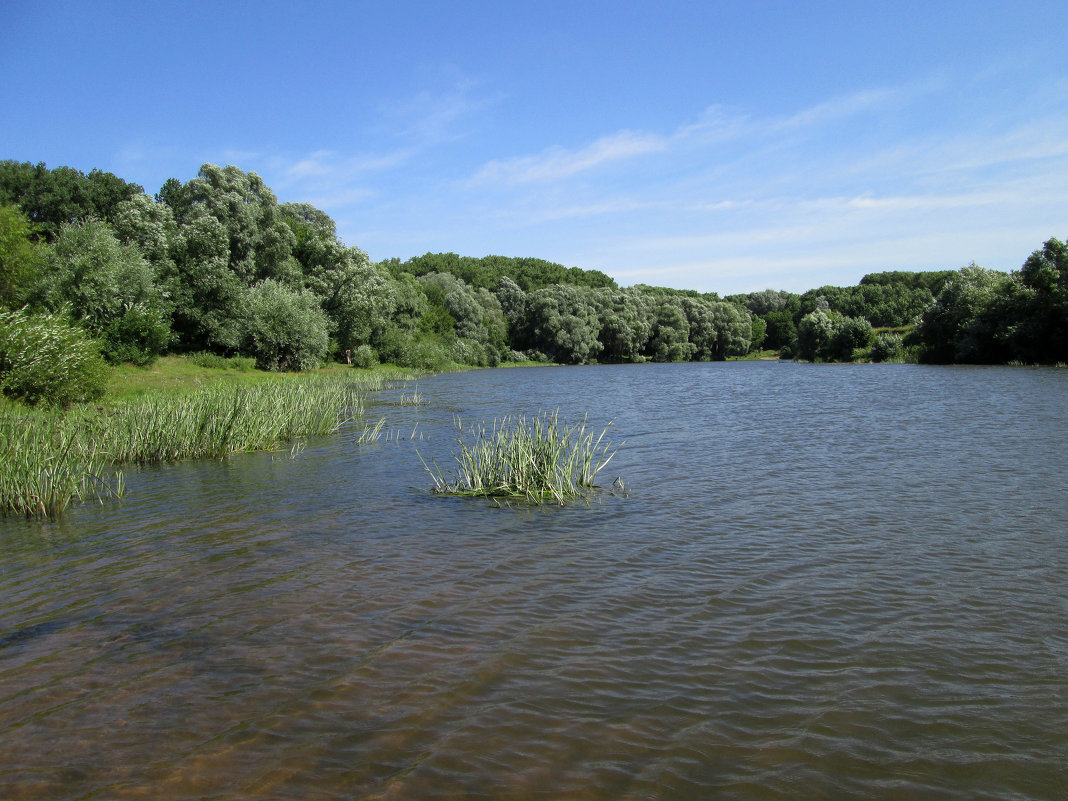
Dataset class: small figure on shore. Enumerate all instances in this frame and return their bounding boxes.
[345,348,352,365]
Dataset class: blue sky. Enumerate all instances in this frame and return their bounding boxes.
[3,1,1067,295]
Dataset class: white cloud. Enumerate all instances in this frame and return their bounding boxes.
[471,130,668,186]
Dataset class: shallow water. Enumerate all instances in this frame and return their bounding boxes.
[1,362,1066,799]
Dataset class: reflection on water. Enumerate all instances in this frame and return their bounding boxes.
[1,363,1066,800]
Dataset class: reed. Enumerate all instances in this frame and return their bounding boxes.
[101,375,366,464]
[0,406,121,518]
[422,410,619,504]
[1,373,373,518]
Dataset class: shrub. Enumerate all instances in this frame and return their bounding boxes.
[351,344,379,369]
[402,339,449,371]
[186,351,229,369]
[102,304,172,365]
[828,316,873,361]
[245,279,330,371]
[0,307,108,406]
[870,333,905,363]
[450,337,488,366]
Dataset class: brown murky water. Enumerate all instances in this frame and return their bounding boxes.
[1,363,1066,799]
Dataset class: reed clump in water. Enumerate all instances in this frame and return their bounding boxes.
[422,410,620,504]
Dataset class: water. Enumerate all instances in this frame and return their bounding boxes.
[1,362,1066,800]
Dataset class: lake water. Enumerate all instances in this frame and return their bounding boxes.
[1,362,1066,800]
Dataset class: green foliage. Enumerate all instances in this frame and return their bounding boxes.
[0,160,143,241]
[526,284,603,364]
[351,344,379,369]
[388,252,617,292]
[913,264,1013,363]
[0,203,45,307]
[0,307,108,406]
[870,333,905,363]
[749,316,767,352]
[245,279,330,371]
[102,305,172,365]
[422,410,619,504]
[762,309,797,350]
[32,217,169,339]
[828,315,873,361]
[794,309,871,361]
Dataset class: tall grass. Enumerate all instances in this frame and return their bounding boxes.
[422,410,620,504]
[1,373,378,519]
[0,406,120,518]
[102,376,365,463]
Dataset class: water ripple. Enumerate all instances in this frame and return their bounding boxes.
[1,363,1066,799]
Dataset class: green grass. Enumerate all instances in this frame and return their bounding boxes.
[421,410,620,505]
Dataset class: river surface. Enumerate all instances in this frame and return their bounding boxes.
[1,362,1066,800]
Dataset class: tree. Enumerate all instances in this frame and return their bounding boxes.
[173,164,299,286]
[0,204,45,307]
[795,309,837,361]
[912,264,1013,363]
[33,218,165,330]
[763,309,797,351]
[244,279,330,371]
[169,214,248,352]
[526,285,603,363]
[597,289,650,361]
[0,161,142,240]
[706,301,753,359]
[1010,237,1068,363]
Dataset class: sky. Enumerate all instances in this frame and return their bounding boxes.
[3,0,1067,295]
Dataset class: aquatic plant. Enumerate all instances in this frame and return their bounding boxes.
[1,373,376,518]
[422,410,619,504]
[0,406,120,518]
[101,375,365,463]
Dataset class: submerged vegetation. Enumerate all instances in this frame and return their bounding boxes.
[422,410,619,505]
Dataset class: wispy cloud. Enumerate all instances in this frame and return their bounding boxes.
[471,130,668,186]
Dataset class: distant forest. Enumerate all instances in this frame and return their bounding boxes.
[1,160,1065,397]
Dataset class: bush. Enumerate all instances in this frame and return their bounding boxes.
[244,279,330,371]
[351,344,378,369]
[402,339,449,371]
[102,304,172,365]
[870,333,905,363]
[0,307,107,406]
[828,316,873,361]
[449,337,488,366]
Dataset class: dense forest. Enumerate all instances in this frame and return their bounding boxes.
[1,160,1065,405]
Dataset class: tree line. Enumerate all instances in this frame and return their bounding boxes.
[1,159,1065,404]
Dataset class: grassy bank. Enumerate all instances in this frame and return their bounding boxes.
[2,357,420,519]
